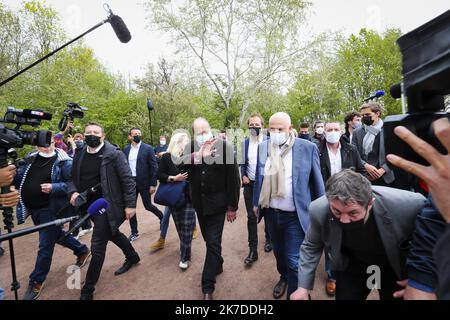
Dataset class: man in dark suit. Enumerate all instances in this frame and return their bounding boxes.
[318,121,367,296]
[182,117,241,300]
[319,122,367,183]
[352,103,395,186]
[240,112,272,267]
[291,170,427,300]
[123,127,163,242]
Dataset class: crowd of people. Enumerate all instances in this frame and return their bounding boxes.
[0,101,449,301]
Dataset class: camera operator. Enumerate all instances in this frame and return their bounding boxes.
[14,138,90,300]
[387,117,450,300]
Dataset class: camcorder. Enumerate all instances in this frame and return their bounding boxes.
[58,101,88,133]
[0,107,53,153]
[384,10,450,167]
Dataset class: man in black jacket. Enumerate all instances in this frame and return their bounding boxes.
[182,117,241,300]
[352,103,395,186]
[387,117,450,300]
[68,122,140,300]
[319,122,367,183]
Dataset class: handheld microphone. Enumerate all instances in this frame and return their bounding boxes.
[364,90,385,102]
[74,183,102,207]
[108,14,132,43]
[59,198,109,241]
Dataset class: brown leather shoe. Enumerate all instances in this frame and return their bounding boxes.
[203,293,213,300]
[326,280,336,296]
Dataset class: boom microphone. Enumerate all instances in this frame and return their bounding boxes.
[59,198,109,241]
[108,14,132,43]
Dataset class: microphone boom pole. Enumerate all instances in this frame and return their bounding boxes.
[0,20,108,88]
[0,216,78,242]
[0,5,131,88]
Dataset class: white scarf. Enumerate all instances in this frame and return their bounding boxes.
[362,119,383,156]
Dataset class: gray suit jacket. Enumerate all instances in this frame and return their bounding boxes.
[298,186,426,290]
[352,126,395,184]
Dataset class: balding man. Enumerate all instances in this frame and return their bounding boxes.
[253,112,325,299]
[182,117,241,300]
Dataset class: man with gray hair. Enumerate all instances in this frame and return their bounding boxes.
[291,169,427,300]
[182,117,241,300]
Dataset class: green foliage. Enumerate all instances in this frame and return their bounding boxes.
[287,28,403,126]
[0,0,405,156]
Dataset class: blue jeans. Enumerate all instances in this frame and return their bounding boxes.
[160,207,171,238]
[0,287,4,300]
[29,207,88,284]
[265,208,305,300]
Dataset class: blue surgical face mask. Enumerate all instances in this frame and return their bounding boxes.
[196,132,213,147]
[75,140,84,148]
[270,132,288,146]
[353,122,362,130]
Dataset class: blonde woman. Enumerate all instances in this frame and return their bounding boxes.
[156,132,197,269]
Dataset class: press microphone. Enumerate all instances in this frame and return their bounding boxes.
[74,183,102,207]
[59,198,109,241]
[108,14,132,43]
[364,90,385,102]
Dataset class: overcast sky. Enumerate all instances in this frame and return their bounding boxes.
[3,0,450,79]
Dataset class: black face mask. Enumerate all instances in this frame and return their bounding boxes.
[299,133,310,140]
[362,116,374,126]
[85,135,102,148]
[133,135,141,143]
[249,127,261,137]
[339,219,366,231]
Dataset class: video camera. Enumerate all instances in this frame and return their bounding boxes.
[58,102,88,133]
[384,9,450,166]
[0,107,53,150]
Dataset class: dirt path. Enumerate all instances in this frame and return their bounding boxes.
[0,191,337,300]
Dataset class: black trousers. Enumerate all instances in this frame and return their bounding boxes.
[129,186,163,234]
[335,258,402,300]
[243,182,271,250]
[81,212,138,295]
[196,207,226,294]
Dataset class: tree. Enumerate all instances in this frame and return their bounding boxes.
[287,28,403,126]
[144,0,312,126]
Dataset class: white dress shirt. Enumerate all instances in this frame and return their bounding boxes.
[327,143,342,177]
[246,134,263,181]
[87,141,105,154]
[266,140,295,212]
[128,142,141,177]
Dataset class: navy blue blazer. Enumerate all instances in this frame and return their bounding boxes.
[123,142,158,189]
[253,138,325,233]
[240,135,269,179]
